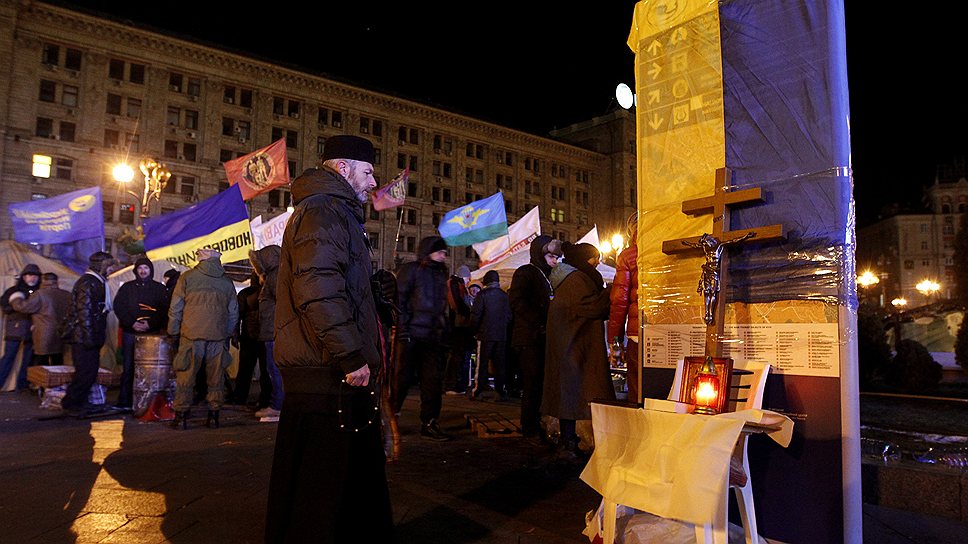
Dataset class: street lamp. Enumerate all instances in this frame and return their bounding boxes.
[113,157,172,219]
[915,279,941,303]
[856,270,880,288]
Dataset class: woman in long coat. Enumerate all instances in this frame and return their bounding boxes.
[542,242,613,453]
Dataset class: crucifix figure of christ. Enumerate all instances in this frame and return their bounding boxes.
[662,167,785,357]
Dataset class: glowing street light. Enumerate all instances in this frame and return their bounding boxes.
[891,297,908,308]
[856,270,880,288]
[916,279,941,302]
[611,233,624,254]
[600,240,613,255]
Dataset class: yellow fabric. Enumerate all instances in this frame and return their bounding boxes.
[581,403,793,526]
[145,219,252,267]
[626,0,725,322]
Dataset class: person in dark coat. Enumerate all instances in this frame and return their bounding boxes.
[0,263,41,391]
[542,242,613,455]
[229,273,267,407]
[112,256,169,411]
[249,245,284,419]
[266,135,392,543]
[443,265,473,394]
[509,235,561,438]
[470,270,512,399]
[608,212,640,403]
[61,252,118,415]
[162,269,180,301]
[394,235,453,441]
[9,272,71,366]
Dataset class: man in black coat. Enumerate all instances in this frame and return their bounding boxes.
[0,263,40,391]
[266,135,392,543]
[470,270,512,400]
[113,257,169,411]
[509,235,561,439]
[394,235,453,441]
[61,252,118,415]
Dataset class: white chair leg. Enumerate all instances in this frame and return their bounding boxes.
[734,483,759,544]
[695,491,729,544]
[603,499,617,544]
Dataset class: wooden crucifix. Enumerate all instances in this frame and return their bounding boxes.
[662,167,785,357]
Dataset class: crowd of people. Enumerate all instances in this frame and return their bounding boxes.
[0,134,640,542]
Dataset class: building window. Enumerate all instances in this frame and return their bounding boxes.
[54,158,73,180]
[318,107,328,126]
[372,120,383,138]
[62,85,78,107]
[126,98,141,118]
[369,232,380,250]
[360,116,370,134]
[240,89,253,108]
[104,129,120,147]
[42,43,59,66]
[237,120,250,140]
[221,116,235,136]
[59,122,76,142]
[407,182,418,198]
[119,203,136,225]
[443,188,452,203]
[183,143,197,162]
[106,93,122,115]
[224,85,236,104]
[39,80,56,102]
[331,111,343,128]
[164,140,178,158]
[287,101,300,118]
[129,63,145,84]
[271,126,283,141]
[108,58,124,80]
[169,107,183,127]
[185,110,199,130]
[179,176,197,196]
[317,136,327,156]
[103,200,114,223]
[273,97,284,115]
[397,207,417,225]
[63,47,81,70]
[187,78,201,97]
[286,130,298,149]
[220,149,234,162]
[169,73,183,93]
[35,117,53,138]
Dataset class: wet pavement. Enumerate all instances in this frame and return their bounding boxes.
[2,387,968,543]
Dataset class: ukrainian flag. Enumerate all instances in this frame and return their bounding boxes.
[438,192,508,247]
[143,184,252,266]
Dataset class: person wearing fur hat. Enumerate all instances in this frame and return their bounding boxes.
[470,270,512,400]
[542,242,613,458]
[0,263,41,390]
[508,235,560,439]
[266,135,392,543]
[112,257,169,411]
[394,235,453,441]
[61,252,119,414]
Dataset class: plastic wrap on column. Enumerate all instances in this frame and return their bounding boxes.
[132,334,176,417]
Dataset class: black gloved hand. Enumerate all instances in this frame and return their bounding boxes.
[371,269,399,328]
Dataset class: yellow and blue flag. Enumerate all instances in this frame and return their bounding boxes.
[438,192,508,247]
[143,184,252,266]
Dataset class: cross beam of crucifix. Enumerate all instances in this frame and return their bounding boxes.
[661,167,784,357]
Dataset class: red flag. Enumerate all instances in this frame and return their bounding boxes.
[371,168,409,211]
[223,139,290,201]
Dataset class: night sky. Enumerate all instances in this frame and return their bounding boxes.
[52,1,968,227]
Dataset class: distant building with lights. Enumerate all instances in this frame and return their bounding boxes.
[856,157,968,306]
[0,0,636,270]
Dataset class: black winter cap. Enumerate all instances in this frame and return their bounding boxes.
[321,135,375,164]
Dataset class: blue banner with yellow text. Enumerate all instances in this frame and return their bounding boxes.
[438,192,508,247]
[8,186,104,244]
[143,184,252,266]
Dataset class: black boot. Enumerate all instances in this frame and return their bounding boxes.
[206,409,220,429]
[171,410,190,430]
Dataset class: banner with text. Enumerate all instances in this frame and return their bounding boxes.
[8,186,104,244]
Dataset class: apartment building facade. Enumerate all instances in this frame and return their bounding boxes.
[0,1,635,272]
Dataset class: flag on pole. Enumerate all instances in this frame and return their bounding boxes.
[472,205,541,267]
[438,192,508,247]
[371,168,409,211]
[223,138,290,200]
[143,184,252,266]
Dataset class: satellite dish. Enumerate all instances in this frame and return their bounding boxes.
[616,83,635,110]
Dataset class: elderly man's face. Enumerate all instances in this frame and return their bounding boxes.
[23,274,40,287]
[341,160,377,203]
[136,264,151,280]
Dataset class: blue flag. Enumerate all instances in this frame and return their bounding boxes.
[438,192,508,246]
[143,184,252,266]
[8,186,104,244]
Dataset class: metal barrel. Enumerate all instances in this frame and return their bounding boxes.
[132,334,175,417]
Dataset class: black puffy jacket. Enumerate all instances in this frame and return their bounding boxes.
[66,272,108,348]
[273,167,381,379]
[509,235,554,347]
[113,257,169,334]
[1,266,40,341]
[396,237,450,342]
